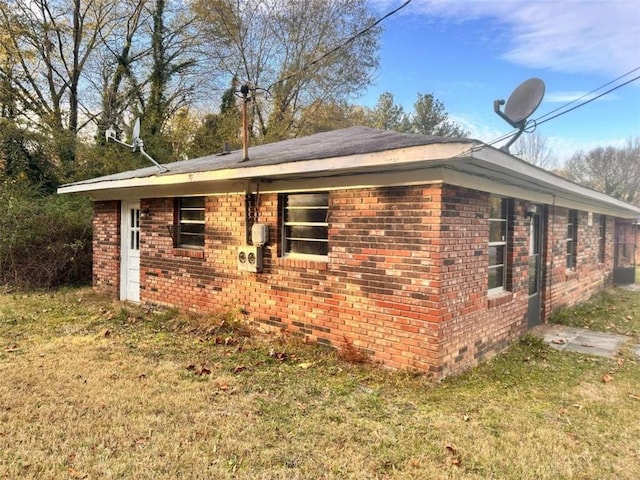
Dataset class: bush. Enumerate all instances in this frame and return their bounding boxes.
[0,179,92,289]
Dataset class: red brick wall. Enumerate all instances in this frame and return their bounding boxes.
[92,201,120,296]
[139,186,443,372]
[436,189,530,376]
[91,185,623,377]
[543,208,613,319]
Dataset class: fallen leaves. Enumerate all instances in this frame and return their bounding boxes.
[213,376,235,392]
[214,336,238,346]
[445,444,462,466]
[67,467,85,479]
[187,364,211,376]
[268,348,296,362]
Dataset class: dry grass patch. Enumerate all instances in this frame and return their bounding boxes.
[1,288,639,479]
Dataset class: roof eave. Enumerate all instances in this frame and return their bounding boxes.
[57,141,475,195]
[469,145,640,217]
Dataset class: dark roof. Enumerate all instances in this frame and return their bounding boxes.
[65,126,473,187]
[58,125,640,218]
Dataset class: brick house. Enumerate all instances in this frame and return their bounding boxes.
[59,127,639,377]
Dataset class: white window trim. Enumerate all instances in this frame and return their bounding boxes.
[177,197,205,249]
[282,193,329,259]
[488,197,508,292]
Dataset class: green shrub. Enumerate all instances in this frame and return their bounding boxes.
[0,179,92,289]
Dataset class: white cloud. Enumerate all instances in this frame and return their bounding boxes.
[375,0,640,77]
[449,113,504,143]
[544,91,618,103]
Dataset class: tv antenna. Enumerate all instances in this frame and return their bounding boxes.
[105,118,169,173]
[494,78,545,153]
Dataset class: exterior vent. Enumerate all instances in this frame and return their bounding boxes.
[237,245,263,273]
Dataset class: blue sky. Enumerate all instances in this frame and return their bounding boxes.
[365,0,640,162]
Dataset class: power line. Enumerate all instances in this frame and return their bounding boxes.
[535,65,640,123]
[266,0,413,92]
[480,68,640,151]
[535,73,640,127]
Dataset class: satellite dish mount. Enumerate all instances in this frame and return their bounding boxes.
[105,118,169,173]
[494,78,545,153]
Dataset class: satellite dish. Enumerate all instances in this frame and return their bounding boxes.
[132,117,141,143]
[494,78,545,152]
[104,117,169,173]
[502,78,545,127]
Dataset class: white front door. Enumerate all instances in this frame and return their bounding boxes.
[120,201,141,302]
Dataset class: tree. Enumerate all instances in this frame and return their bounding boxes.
[93,0,148,144]
[0,1,110,141]
[297,101,368,136]
[184,79,243,158]
[411,92,467,137]
[566,138,640,204]
[367,92,410,132]
[0,118,57,192]
[193,0,380,141]
[513,132,556,169]
[363,91,467,137]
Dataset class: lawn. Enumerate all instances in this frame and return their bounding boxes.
[550,287,640,342]
[1,287,639,479]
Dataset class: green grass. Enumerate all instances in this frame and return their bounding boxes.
[1,287,639,479]
[550,287,640,342]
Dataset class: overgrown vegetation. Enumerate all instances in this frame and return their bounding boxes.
[0,0,470,291]
[0,179,92,289]
[1,287,638,479]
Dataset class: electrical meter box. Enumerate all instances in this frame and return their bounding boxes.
[237,245,263,273]
[251,223,269,246]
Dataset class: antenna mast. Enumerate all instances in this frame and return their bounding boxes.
[240,84,250,162]
[105,118,169,173]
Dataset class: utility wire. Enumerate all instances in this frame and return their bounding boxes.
[478,69,640,151]
[266,0,413,92]
[535,73,640,127]
[535,64,640,123]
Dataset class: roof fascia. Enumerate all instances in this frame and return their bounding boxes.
[469,146,640,217]
[57,142,471,196]
[85,167,449,201]
[441,169,638,218]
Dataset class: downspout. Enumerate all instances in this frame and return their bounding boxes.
[548,194,556,318]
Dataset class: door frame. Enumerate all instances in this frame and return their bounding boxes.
[613,220,636,285]
[527,206,544,328]
[120,200,141,302]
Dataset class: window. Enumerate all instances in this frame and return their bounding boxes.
[176,197,205,249]
[598,215,606,263]
[488,197,508,290]
[281,192,329,258]
[566,210,578,269]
